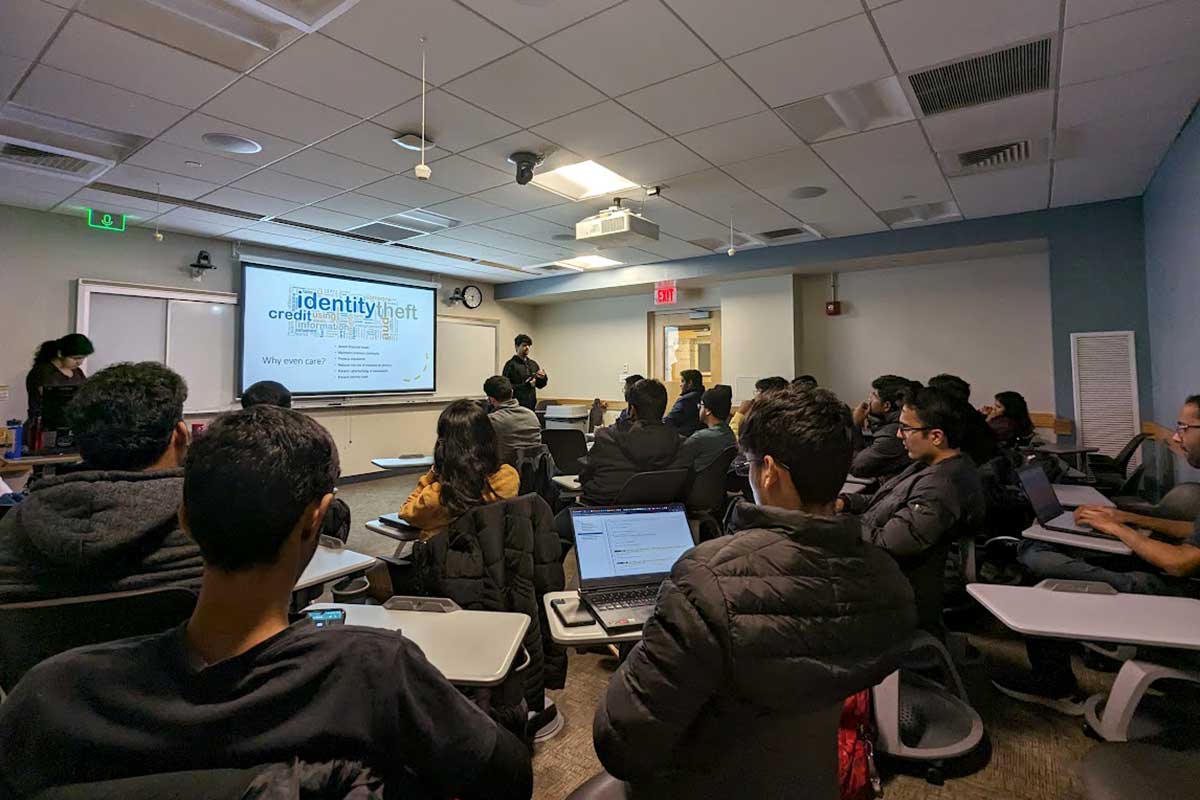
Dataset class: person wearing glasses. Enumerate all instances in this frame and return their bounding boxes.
[837,386,986,634]
[991,395,1200,714]
[849,375,917,481]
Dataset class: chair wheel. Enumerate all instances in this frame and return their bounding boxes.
[925,765,944,786]
[1082,721,1102,741]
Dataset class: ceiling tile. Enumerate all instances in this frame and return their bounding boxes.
[662,169,799,231]
[0,170,89,204]
[1051,146,1164,207]
[277,206,369,230]
[536,0,715,95]
[627,198,727,241]
[1066,0,1166,28]
[678,110,803,165]
[0,0,66,61]
[599,138,710,183]
[152,207,249,231]
[949,163,1050,218]
[411,234,499,261]
[41,15,237,107]
[423,155,512,194]
[154,218,241,237]
[227,227,307,248]
[473,182,569,212]
[201,78,358,144]
[238,221,326,240]
[758,185,887,237]
[619,63,766,135]
[1058,56,1200,131]
[321,0,522,84]
[56,196,159,223]
[664,0,862,58]
[422,196,513,224]
[316,121,423,171]
[532,101,664,159]
[271,148,389,190]
[1060,0,1200,85]
[358,174,458,207]
[722,145,837,191]
[922,91,1054,151]
[159,113,304,165]
[0,184,69,211]
[126,140,259,185]
[482,214,575,245]
[251,34,421,118]
[458,131,582,175]
[873,0,1060,73]
[316,192,410,219]
[199,187,303,217]
[728,15,891,107]
[813,121,950,210]
[232,169,342,203]
[70,187,177,215]
[443,225,569,259]
[372,90,519,154]
[443,48,606,128]
[1057,101,1193,160]
[0,55,30,97]
[458,0,622,42]
[14,66,188,138]
[529,197,611,227]
[102,163,221,200]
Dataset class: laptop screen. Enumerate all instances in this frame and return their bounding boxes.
[1017,464,1064,524]
[571,504,694,587]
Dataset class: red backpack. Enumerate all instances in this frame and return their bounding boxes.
[838,690,881,800]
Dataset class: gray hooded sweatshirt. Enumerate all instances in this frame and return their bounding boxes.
[0,468,203,603]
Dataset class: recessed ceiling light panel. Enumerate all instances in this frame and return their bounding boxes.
[533,160,638,200]
[556,254,623,270]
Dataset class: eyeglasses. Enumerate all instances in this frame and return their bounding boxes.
[734,456,792,477]
[1174,423,1200,435]
[897,424,933,436]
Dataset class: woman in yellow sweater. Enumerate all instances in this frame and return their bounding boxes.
[399,399,520,539]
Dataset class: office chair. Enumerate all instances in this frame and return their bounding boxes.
[1091,433,1149,480]
[684,446,738,540]
[542,428,589,476]
[613,469,691,506]
[0,586,197,693]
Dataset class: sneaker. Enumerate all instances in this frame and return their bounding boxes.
[992,673,1088,716]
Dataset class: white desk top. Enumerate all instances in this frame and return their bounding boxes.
[544,591,644,646]
[295,547,377,591]
[1023,523,1134,556]
[552,474,582,492]
[372,456,434,470]
[967,582,1200,650]
[1053,484,1114,508]
[304,603,529,686]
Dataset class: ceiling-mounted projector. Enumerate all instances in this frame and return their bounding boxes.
[576,201,659,248]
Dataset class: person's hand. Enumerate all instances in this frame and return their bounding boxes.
[738,399,753,416]
[536,370,546,378]
[852,401,869,428]
[981,405,998,420]
[835,497,845,513]
[1074,505,1121,526]
[527,376,538,384]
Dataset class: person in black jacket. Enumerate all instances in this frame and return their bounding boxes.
[663,369,704,436]
[501,334,547,410]
[849,374,914,480]
[612,374,644,429]
[593,386,916,798]
[840,387,986,634]
[0,407,532,800]
[928,373,998,465]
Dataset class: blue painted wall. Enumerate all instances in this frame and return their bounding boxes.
[502,198,1153,432]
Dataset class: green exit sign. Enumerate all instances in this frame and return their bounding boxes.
[87,208,126,232]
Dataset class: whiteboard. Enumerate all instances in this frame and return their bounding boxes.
[168,300,237,414]
[86,294,167,373]
[434,318,497,399]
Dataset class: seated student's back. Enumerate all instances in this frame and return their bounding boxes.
[0,406,531,799]
[0,361,203,603]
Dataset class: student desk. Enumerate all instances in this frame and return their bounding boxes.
[1022,523,1135,556]
[0,452,82,482]
[295,546,377,592]
[967,581,1200,741]
[544,591,644,647]
[552,474,581,493]
[303,602,528,687]
[371,456,434,471]
[1054,484,1114,508]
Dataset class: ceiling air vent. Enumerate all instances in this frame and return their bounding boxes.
[958,141,1029,171]
[689,233,757,252]
[524,263,582,276]
[758,227,811,241]
[0,136,115,182]
[908,38,1051,116]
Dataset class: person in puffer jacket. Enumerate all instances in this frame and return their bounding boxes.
[593,386,916,799]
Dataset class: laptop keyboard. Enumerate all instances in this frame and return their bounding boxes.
[589,586,659,610]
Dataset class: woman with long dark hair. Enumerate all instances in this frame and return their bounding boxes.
[25,333,94,425]
[399,399,520,539]
[983,390,1035,446]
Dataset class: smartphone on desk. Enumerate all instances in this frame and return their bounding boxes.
[552,596,595,627]
[306,609,347,628]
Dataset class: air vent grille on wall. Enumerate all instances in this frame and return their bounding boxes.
[909,38,1051,116]
[1071,331,1141,462]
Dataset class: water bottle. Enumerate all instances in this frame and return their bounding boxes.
[4,420,22,460]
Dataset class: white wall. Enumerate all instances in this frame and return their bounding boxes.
[721,274,798,400]
[797,253,1055,412]
[0,204,534,475]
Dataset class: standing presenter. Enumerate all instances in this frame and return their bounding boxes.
[502,334,547,411]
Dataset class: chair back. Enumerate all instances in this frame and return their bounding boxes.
[685,446,738,514]
[512,444,561,508]
[1112,433,1149,474]
[0,586,197,692]
[542,428,588,475]
[614,469,691,506]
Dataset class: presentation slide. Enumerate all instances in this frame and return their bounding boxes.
[240,263,436,395]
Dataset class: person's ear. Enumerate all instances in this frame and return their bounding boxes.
[175,420,190,448]
[301,493,334,543]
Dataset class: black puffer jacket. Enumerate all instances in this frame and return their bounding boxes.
[663,390,703,437]
[578,421,687,505]
[593,502,916,798]
[851,410,909,480]
[410,493,566,717]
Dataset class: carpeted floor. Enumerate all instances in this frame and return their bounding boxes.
[338,474,1116,800]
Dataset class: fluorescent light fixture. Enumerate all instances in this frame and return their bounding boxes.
[533,160,638,200]
[144,0,360,50]
[555,255,623,270]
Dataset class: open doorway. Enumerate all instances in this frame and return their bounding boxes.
[650,310,722,411]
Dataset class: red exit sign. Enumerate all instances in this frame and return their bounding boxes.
[655,280,677,305]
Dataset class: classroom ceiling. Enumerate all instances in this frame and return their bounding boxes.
[1,0,1197,284]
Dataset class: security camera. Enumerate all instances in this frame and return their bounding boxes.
[507,151,543,186]
[414,163,431,181]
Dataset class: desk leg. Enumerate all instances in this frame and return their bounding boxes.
[1085,659,1200,741]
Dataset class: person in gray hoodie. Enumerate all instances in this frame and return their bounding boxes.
[0,361,203,603]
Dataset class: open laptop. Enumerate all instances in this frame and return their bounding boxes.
[1017,464,1102,536]
[570,503,695,632]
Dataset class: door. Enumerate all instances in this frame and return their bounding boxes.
[650,310,722,411]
